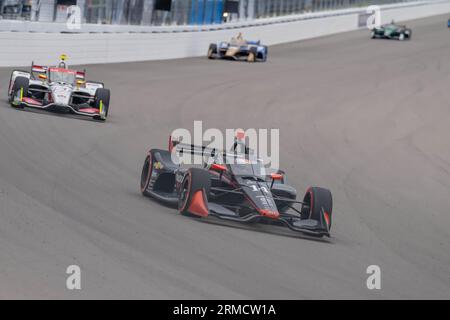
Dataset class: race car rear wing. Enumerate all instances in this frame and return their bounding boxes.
[31,63,48,74]
[170,136,218,158]
[31,62,87,81]
[169,136,255,161]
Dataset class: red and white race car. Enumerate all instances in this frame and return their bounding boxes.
[8,55,111,121]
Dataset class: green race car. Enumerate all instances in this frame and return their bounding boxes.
[371,21,412,41]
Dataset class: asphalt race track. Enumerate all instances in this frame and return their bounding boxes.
[0,14,449,299]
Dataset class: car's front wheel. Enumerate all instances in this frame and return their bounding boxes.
[10,76,29,108]
[405,29,412,40]
[247,47,258,62]
[94,88,110,120]
[301,187,333,229]
[261,46,268,62]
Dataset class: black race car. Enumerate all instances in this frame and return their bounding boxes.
[371,21,412,40]
[140,136,333,238]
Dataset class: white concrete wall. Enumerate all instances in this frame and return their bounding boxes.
[1,0,449,67]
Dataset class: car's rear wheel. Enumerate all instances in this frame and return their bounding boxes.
[141,153,153,196]
[10,76,29,108]
[208,44,217,59]
[301,187,333,229]
[94,88,110,119]
[178,168,211,217]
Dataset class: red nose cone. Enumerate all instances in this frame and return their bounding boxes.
[259,209,280,219]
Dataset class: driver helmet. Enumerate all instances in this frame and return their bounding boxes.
[232,130,251,156]
[58,54,68,69]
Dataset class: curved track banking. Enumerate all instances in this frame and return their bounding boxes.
[0,15,450,299]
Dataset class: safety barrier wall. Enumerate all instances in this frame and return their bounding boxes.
[0,0,449,66]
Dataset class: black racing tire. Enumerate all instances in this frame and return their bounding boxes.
[140,153,154,196]
[10,76,29,107]
[178,168,211,217]
[261,46,268,62]
[8,72,15,97]
[248,47,258,62]
[94,88,110,118]
[301,187,333,228]
[406,29,412,40]
[208,44,217,59]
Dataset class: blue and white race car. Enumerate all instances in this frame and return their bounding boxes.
[208,33,268,62]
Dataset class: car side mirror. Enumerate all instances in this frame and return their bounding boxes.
[270,173,283,189]
[211,164,227,172]
[211,163,227,180]
[271,173,283,180]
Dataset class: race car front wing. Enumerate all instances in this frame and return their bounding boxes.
[12,91,106,120]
